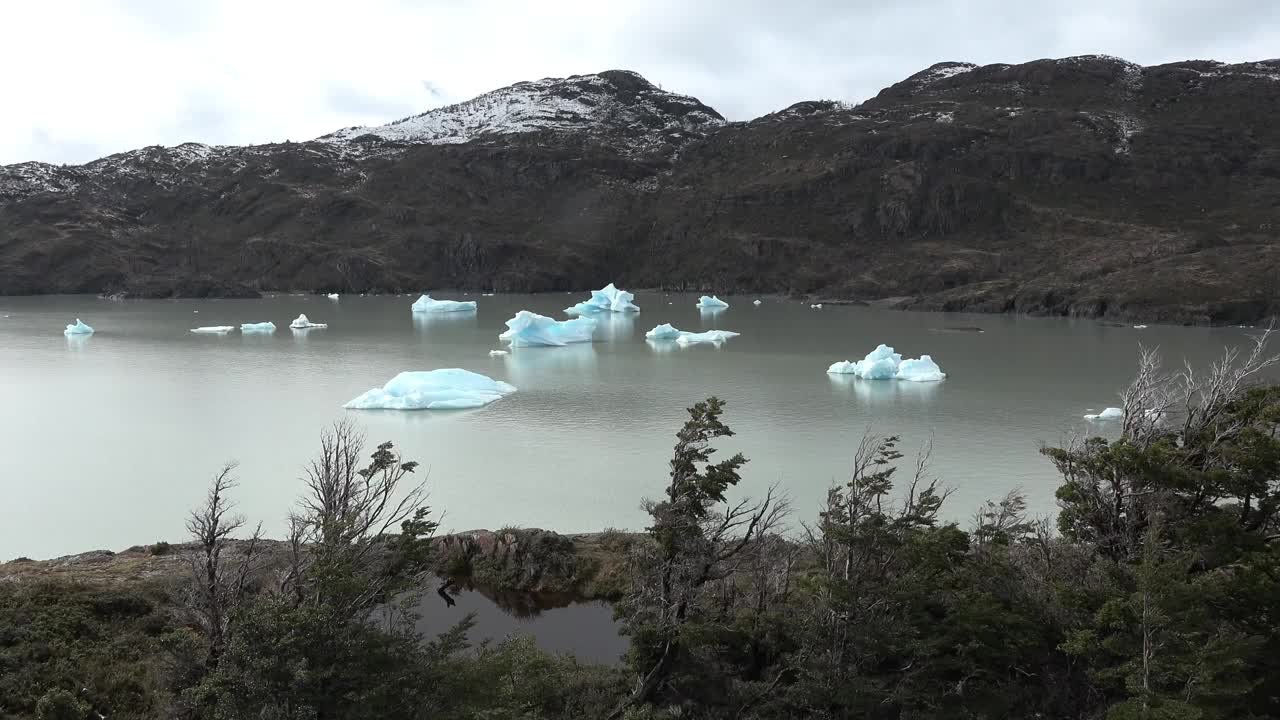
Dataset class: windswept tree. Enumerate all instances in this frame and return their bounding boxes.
[613,397,785,717]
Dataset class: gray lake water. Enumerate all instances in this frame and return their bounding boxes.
[0,292,1265,559]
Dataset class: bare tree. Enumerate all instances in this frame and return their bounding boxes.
[279,420,434,619]
[185,463,262,667]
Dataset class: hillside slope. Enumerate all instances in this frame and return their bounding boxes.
[2,58,1278,323]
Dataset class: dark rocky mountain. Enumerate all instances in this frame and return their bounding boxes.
[2,58,1278,323]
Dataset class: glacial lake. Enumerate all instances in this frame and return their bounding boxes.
[0,292,1267,559]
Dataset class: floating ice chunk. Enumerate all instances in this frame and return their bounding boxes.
[63,319,94,335]
[326,293,339,300]
[290,314,327,329]
[489,349,509,356]
[896,355,946,382]
[565,283,640,314]
[697,295,729,309]
[1085,407,1124,420]
[344,369,516,410]
[753,299,762,305]
[499,310,596,347]
[826,344,945,382]
[240,322,276,333]
[645,323,685,340]
[190,326,235,334]
[411,294,477,313]
[675,330,740,345]
[811,303,823,309]
[1133,324,1148,329]
[483,293,495,297]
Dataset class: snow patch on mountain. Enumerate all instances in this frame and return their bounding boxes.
[318,70,725,152]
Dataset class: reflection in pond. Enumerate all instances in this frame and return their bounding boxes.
[828,374,942,404]
[501,343,597,385]
[65,334,91,350]
[416,579,625,665]
[592,313,637,343]
[412,310,478,332]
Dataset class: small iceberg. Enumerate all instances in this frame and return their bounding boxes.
[1085,407,1124,420]
[499,311,596,347]
[326,293,339,300]
[344,369,517,410]
[811,303,824,309]
[675,330,740,346]
[411,294,477,313]
[240,322,276,333]
[645,323,685,340]
[697,295,729,309]
[190,326,235,334]
[1133,324,1148,329]
[565,283,640,314]
[753,299,762,306]
[489,349,509,357]
[290,314,327,329]
[63,319,94,336]
[826,344,946,382]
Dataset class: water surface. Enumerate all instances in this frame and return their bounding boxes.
[0,293,1264,558]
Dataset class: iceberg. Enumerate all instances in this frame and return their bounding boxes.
[645,323,685,340]
[675,330,740,346]
[411,294,477,313]
[1085,407,1124,420]
[499,311,596,347]
[811,303,824,309]
[190,326,235,334]
[565,283,640,314]
[290,314,327,329]
[326,293,339,300]
[697,295,729,309]
[240,322,276,333]
[753,299,762,306]
[489,350,509,357]
[344,369,516,410]
[63,319,94,335]
[826,344,946,382]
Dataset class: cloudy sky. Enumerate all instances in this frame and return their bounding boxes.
[2,0,1276,165]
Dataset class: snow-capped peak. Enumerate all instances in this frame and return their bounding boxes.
[317,70,725,149]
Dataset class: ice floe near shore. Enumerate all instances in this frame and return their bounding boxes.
[63,319,93,335]
[191,326,235,334]
[411,294,477,313]
[240,322,276,333]
[566,283,640,314]
[290,314,327,329]
[697,295,729,309]
[344,369,516,410]
[827,344,946,382]
[499,311,596,347]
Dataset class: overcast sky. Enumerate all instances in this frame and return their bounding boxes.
[2,0,1277,165]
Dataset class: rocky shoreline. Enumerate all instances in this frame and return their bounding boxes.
[0,528,644,601]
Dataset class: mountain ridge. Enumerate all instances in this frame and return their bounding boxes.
[2,57,1278,323]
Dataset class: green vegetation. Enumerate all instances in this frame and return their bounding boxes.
[3,338,1280,718]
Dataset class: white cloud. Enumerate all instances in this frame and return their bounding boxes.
[2,0,1276,164]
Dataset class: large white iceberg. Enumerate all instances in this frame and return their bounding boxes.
[1085,407,1124,420]
[826,344,946,382]
[191,326,235,334]
[565,283,640,314]
[675,330,741,346]
[344,369,516,410]
[645,323,685,340]
[697,295,729,309]
[240,322,276,333]
[411,294,477,313]
[290,314,327,329]
[63,319,94,335]
[499,311,596,347]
